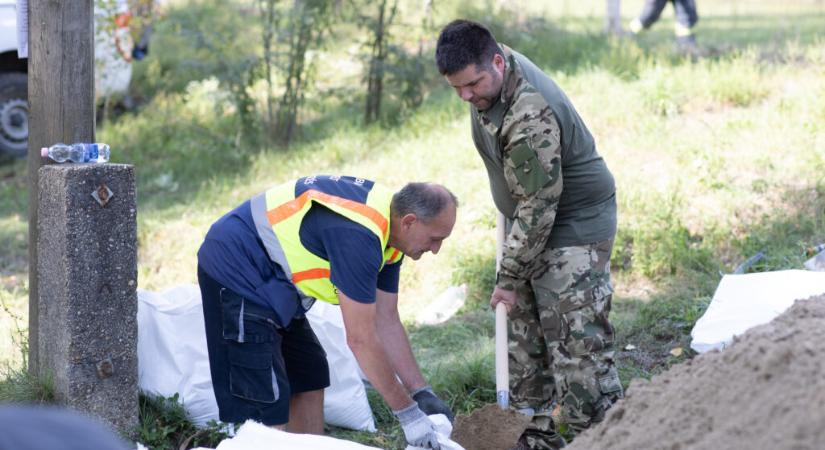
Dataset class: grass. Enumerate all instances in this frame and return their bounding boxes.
[2,0,825,447]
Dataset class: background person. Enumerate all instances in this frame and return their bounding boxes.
[629,0,700,49]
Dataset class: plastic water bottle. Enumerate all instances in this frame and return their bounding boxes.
[40,143,110,163]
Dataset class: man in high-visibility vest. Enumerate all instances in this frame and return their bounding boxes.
[197,175,457,449]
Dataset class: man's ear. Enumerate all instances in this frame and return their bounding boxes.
[401,213,417,229]
[492,53,505,73]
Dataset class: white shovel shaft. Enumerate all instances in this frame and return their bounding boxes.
[495,302,509,408]
[495,212,509,409]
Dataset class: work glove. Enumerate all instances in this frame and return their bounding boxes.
[393,402,441,450]
[412,386,455,423]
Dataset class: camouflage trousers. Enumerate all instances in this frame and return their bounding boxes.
[508,239,623,449]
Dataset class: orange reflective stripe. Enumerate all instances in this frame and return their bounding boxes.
[389,248,400,262]
[267,192,311,225]
[267,189,388,236]
[292,268,331,284]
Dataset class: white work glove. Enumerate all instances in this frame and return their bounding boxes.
[393,402,441,450]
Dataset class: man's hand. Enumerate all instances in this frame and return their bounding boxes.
[490,286,517,313]
[394,403,441,449]
[412,386,454,423]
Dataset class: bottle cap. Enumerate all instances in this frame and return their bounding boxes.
[40,147,48,158]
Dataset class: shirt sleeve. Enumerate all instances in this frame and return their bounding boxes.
[497,96,563,289]
[322,226,384,303]
[376,256,403,293]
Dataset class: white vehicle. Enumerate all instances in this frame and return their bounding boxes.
[0,0,27,157]
[0,0,145,157]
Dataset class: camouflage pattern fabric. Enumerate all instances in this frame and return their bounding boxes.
[472,45,621,449]
[477,48,564,290]
[509,239,623,449]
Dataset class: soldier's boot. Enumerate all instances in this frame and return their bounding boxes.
[511,429,567,450]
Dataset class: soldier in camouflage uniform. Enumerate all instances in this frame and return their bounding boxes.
[435,20,623,449]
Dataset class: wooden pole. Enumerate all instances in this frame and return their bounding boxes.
[28,0,95,374]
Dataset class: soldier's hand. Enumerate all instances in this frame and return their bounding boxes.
[490,286,517,313]
[412,386,455,423]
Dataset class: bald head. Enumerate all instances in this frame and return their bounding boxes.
[391,182,458,222]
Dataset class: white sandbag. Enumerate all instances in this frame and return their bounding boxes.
[306,301,377,432]
[405,414,466,450]
[191,420,380,450]
[137,285,376,431]
[690,270,825,353]
[137,285,218,427]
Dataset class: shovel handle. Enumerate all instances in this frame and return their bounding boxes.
[496,302,509,409]
[494,212,509,409]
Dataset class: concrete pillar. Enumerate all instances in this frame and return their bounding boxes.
[37,164,138,436]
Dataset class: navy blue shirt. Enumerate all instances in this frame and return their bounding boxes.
[198,199,401,325]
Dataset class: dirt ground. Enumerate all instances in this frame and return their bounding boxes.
[568,294,825,450]
[452,404,532,450]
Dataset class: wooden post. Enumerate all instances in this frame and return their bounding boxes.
[28,0,96,374]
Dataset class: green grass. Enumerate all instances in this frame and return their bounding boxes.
[138,394,230,450]
[2,0,825,447]
[0,365,54,404]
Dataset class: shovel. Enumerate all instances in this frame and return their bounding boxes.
[451,214,531,450]
[495,302,510,409]
[494,211,513,410]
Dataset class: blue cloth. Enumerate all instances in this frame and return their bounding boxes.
[0,405,130,450]
[198,199,401,326]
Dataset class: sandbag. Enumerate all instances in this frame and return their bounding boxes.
[191,420,380,450]
[305,301,377,432]
[406,414,466,450]
[690,270,825,353]
[137,285,376,431]
[137,285,216,427]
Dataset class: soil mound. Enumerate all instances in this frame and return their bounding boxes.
[568,295,825,450]
[452,404,531,450]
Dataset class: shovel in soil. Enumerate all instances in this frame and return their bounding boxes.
[451,303,532,450]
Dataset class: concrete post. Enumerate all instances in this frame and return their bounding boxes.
[37,164,138,436]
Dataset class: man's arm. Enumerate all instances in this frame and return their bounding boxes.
[374,288,427,391]
[338,290,413,410]
[375,288,455,422]
[339,290,442,448]
[496,101,563,291]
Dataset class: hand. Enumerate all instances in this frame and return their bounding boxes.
[412,386,455,423]
[490,286,517,313]
[394,402,441,450]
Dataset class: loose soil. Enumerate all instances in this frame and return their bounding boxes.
[452,404,532,450]
[568,294,825,450]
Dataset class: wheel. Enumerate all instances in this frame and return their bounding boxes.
[0,73,28,158]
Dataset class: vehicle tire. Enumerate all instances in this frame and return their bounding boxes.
[0,73,28,158]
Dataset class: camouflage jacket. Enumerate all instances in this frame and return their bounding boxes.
[471,46,616,290]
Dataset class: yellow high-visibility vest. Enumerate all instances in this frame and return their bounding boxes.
[250,176,403,305]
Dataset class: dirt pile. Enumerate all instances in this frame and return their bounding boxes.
[452,404,532,450]
[568,294,825,450]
